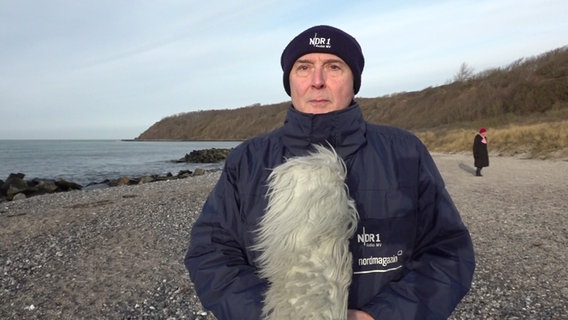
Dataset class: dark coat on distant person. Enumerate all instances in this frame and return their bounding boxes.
[473,134,489,168]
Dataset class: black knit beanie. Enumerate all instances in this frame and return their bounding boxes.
[281,25,365,96]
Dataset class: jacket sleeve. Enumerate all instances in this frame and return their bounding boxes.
[473,135,480,159]
[362,145,475,319]
[184,167,266,320]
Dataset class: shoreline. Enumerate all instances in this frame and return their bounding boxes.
[0,167,221,203]
[1,147,234,202]
[121,139,244,142]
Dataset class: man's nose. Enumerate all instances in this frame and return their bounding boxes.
[311,68,325,89]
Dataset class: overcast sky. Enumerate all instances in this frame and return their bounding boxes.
[1,0,566,139]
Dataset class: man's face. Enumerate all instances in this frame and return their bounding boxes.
[289,53,354,114]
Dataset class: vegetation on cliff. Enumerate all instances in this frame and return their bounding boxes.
[138,46,568,159]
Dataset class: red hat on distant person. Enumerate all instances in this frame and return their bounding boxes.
[479,128,487,133]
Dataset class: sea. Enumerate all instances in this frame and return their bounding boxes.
[0,140,242,186]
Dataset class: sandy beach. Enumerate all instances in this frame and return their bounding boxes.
[1,153,567,319]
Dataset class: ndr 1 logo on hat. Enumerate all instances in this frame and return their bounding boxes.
[309,33,331,49]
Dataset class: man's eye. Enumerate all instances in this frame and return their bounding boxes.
[294,64,311,77]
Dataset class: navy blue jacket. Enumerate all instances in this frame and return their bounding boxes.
[185,103,475,319]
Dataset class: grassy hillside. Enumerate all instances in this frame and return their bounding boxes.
[137,46,568,159]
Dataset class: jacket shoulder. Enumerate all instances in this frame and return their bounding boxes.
[225,128,285,170]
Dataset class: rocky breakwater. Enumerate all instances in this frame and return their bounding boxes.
[174,147,234,164]
[0,173,83,202]
[0,148,233,202]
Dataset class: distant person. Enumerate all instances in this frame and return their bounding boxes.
[473,127,489,176]
[185,25,475,320]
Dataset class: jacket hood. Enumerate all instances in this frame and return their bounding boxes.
[282,102,367,159]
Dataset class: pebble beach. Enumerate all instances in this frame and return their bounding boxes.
[1,153,567,319]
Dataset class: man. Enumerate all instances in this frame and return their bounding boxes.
[185,25,475,320]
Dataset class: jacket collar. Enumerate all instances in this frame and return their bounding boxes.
[281,102,367,159]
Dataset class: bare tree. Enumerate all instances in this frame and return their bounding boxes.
[453,62,475,82]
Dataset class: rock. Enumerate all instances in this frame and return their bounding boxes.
[192,168,206,176]
[179,148,233,163]
[32,178,59,194]
[1,173,30,200]
[12,193,27,201]
[138,176,155,184]
[177,170,192,179]
[112,177,130,186]
[55,179,83,191]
